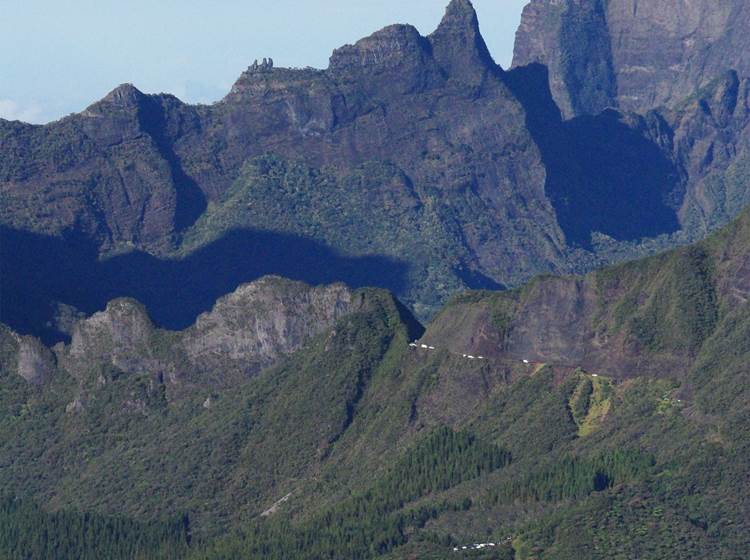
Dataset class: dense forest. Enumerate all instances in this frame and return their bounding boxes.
[0,498,190,560]
[193,428,510,559]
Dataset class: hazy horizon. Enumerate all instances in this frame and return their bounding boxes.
[0,0,526,124]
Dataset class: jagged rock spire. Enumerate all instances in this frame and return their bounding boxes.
[428,0,498,85]
[440,0,478,23]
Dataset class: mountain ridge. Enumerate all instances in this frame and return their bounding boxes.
[2,202,750,558]
[3,0,750,340]
[3,1,750,558]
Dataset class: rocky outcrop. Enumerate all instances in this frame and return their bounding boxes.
[513,0,750,117]
[43,277,376,392]
[0,325,54,384]
[328,24,434,86]
[16,336,56,384]
[513,0,615,118]
[68,298,157,376]
[181,277,363,381]
[427,0,498,86]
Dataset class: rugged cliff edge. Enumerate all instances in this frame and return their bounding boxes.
[5,0,750,342]
[14,276,379,393]
[513,0,750,117]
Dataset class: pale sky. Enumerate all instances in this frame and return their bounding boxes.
[1,1,528,124]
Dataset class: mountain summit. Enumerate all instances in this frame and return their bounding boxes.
[1,0,749,345]
[428,0,498,84]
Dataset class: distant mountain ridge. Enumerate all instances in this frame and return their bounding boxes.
[1,0,749,341]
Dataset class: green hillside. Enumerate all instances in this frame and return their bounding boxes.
[2,210,750,558]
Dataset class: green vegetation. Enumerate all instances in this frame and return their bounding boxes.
[569,376,593,424]
[594,245,719,355]
[513,486,721,560]
[3,211,750,558]
[574,375,613,437]
[629,247,718,352]
[490,450,654,504]
[180,154,476,318]
[0,498,189,560]
[489,293,519,347]
[379,427,511,502]
[194,427,509,560]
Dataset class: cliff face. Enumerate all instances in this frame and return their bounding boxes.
[180,278,362,384]
[44,276,370,395]
[0,0,568,328]
[513,0,615,118]
[513,0,750,117]
[425,207,750,381]
[666,72,750,234]
[3,0,750,343]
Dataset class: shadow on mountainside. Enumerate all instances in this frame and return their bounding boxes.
[504,63,681,248]
[0,227,410,345]
[137,96,208,232]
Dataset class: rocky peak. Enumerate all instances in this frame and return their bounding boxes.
[433,0,481,36]
[328,24,430,75]
[68,298,155,372]
[428,0,498,85]
[327,1,499,89]
[105,83,144,102]
[88,83,147,112]
[182,276,361,380]
[81,84,155,136]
